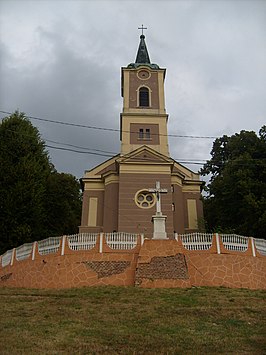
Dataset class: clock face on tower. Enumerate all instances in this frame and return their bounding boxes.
[137,69,150,80]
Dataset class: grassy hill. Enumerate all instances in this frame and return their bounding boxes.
[0,286,265,354]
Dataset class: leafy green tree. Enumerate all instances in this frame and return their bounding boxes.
[201,126,266,238]
[0,111,82,254]
[45,172,81,236]
[0,111,52,253]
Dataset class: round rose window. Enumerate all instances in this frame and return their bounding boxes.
[135,190,156,209]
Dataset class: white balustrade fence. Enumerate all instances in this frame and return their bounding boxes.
[1,233,266,268]
[16,242,33,261]
[37,237,61,255]
[254,238,266,256]
[105,232,138,250]
[67,233,98,250]
[220,234,248,252]
[1,249,13,267]
[177,233,213,250]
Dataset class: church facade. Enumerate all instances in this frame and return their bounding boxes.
[79,34,203,238]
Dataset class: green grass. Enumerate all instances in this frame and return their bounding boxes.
[0,286,265,354]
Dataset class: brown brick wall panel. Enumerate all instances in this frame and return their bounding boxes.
[172,184,185,233]
[130,123,159,145]
[135,254,188,286]
[118,173,174,238]
[79,226,103,233]
[83,261,131,278]
[103,182,119,232]
[129,71,159,109]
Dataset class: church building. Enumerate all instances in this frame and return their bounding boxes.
[79,33,203,238]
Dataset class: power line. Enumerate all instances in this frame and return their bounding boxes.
[0,110,217,139]
[46,145,114,157]
[0,126,208,164]
[2,127,118,157]
[2,125,265,166]
[46,144,205,164]
[45,139,117,155]
[45,146,266,167]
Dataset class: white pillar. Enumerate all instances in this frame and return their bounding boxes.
[61,235,66,256]
[216,233,221,254]
[99,233,103,253]
[148,181,168,240]
[11,248,16,266]
[32,241,37,261]
[152,214,168,240]
[250,237,256,257]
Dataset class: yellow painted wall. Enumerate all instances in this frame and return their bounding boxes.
[187,199,198,229]
[88,197,98,226]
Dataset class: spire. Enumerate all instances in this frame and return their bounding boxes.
[135,34,151,64]
[126,28,160,69]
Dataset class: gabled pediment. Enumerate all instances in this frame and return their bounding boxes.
[117,145,173,165]
[82,146,201,185]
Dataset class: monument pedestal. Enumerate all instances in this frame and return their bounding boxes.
[152,212,168,240]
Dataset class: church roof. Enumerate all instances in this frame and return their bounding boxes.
[135,34,150,64]
[127,34,160,70]
[83,145,201,184]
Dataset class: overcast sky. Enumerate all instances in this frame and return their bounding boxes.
[0,0,265,180]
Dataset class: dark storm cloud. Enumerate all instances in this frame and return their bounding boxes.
[0,0,265,178]
[0,10,121,177]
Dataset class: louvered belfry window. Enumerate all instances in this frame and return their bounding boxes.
[139,87,149,107]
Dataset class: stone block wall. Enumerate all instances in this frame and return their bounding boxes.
[134,239,266,289]
[0,235,265,290]
[0,237,140,289]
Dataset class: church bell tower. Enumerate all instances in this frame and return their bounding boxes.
[120,33,169,156]
[79,29,203,237]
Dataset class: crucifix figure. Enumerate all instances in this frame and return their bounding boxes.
[148,181,168,215]
[138,24,147,36]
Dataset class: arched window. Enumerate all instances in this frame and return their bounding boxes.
[139,87,149,107]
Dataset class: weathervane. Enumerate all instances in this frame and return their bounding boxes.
[138,24,147,36]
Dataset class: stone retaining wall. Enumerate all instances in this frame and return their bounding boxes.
[0,236,265,289]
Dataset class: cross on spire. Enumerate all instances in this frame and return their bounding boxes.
[138,24,147,36]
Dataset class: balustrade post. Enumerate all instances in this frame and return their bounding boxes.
[32,241,37,260]
[216,233,221,254]
[174,233,178,241]
[140,234,145,245]
[250,237,256,257]
[61,235,66,256]
[99,233,103,253]
[11,248,16,266]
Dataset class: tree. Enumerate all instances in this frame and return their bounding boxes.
[45,172,81,236]
[0,111,82,254]
[201,126,266,238]
[0,111,52,252]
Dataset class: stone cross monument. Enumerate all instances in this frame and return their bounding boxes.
[148,181,168,239]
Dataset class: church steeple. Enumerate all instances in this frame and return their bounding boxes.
[135,35,151,64]
[127,29,159,70]
[120,31,169,157]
